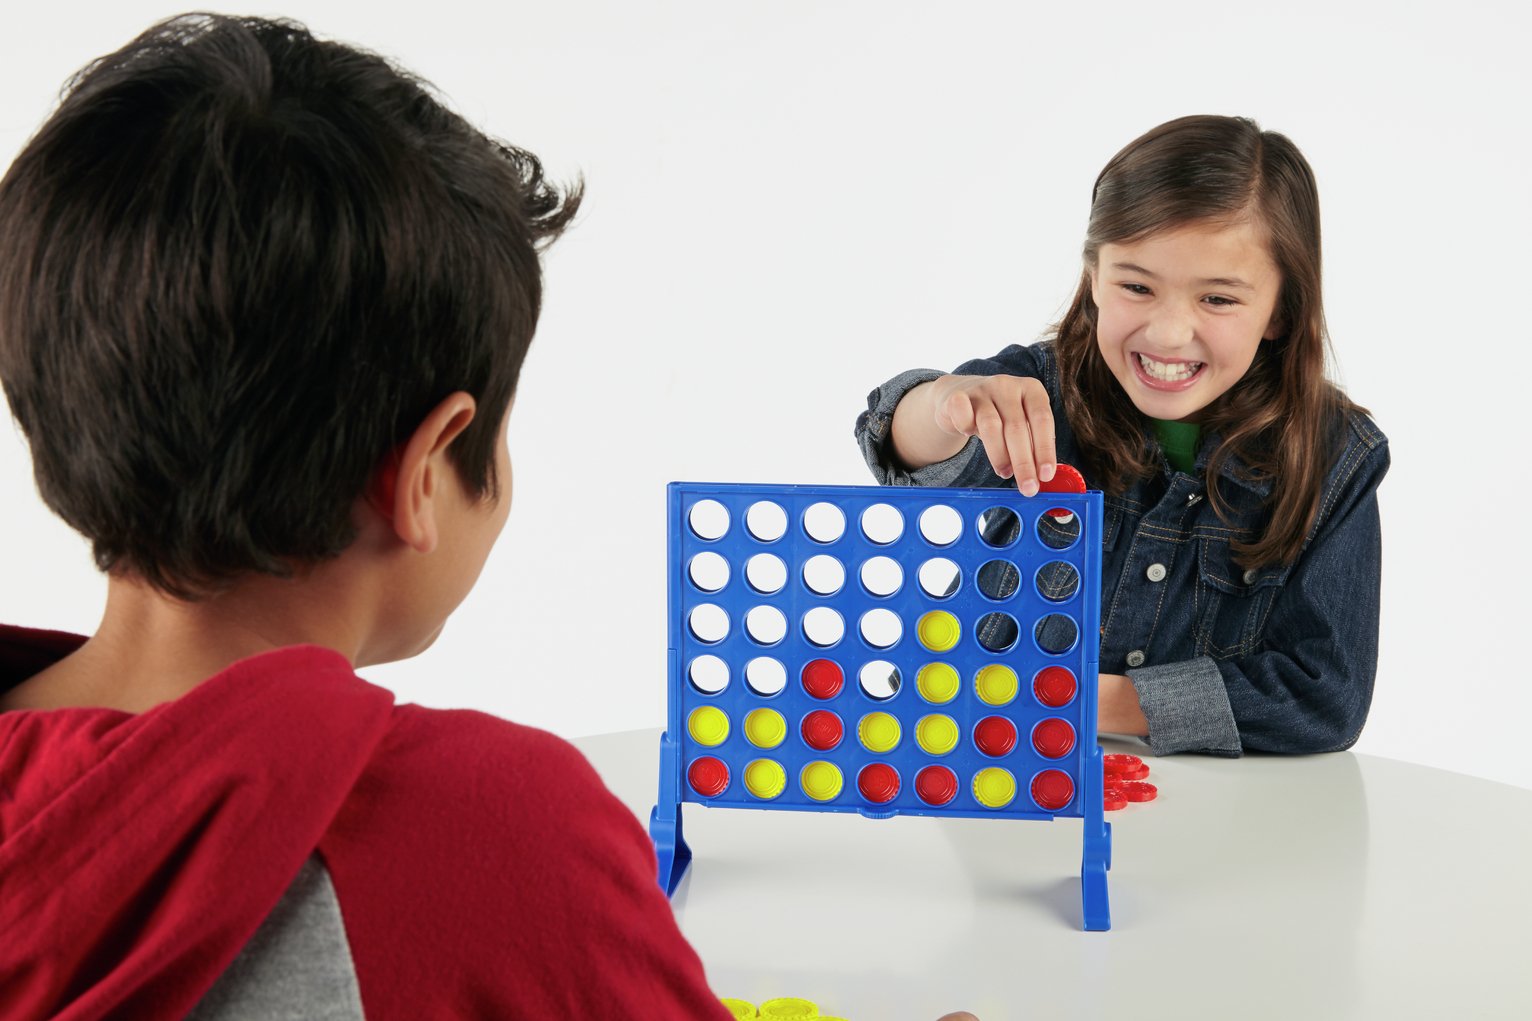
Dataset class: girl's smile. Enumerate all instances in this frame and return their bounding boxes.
[1132,352,1205,389]
[1091,219,1282,422]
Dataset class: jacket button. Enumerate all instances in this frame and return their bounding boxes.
[1146,563,1167,582]
[1243,568,1258,585]
[1125,650,1146,668]
[1187,492,1203,505]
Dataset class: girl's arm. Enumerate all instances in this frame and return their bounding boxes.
[890,375,1057,496]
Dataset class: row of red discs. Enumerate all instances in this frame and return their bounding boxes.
[1103,753,1157,810]
[687,756,1081,811]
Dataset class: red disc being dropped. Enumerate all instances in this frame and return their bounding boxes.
[801,659,844,700]
[915,765,958,806]
[974,716,1018,757]
[1039,463,1086,494]
[688,756,729,798]
[858,763,901,804]
[800,710,844,751]
[1032,718,1077,759]
[1033,666,1078,708]
[1031,769,1075,811]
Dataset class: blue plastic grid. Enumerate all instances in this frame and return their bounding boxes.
[649,481,1112,930]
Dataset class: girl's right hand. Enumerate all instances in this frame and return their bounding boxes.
[921,374,1057,496]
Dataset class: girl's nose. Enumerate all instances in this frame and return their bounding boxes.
[1144,302,1196,349]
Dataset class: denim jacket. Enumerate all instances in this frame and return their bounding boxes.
[855,340,1390,757]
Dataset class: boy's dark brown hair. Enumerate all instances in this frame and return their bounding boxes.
[0,13,579,599]
[1052,114,1363,570]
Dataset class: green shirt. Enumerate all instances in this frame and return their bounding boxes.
[1153,418,1202,475]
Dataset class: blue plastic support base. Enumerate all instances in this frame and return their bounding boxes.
[650,730,692,895]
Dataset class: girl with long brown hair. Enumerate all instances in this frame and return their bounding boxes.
[856,115,1389,755]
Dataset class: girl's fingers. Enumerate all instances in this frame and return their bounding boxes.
[937,390,977,438]
[1002,410,1039,496]
[972,405,1013,479]
[1020,382,1057,481]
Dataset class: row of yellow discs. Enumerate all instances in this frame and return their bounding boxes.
[722,997,843,1020]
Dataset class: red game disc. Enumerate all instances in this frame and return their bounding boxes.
[1032,666,1078,708]
[1118,764,1150,781]
[1039,463,1086,494]
[687,756,729,798]
[1103,787,1128,811]
[801,659,844,700]
[858,763,901,804]
[1031,769,1074,811]
[974,716,1018,757]
[800,709,844,751]
[915,765,958,807]
[1103,753,1143,776]
[1031,718,1077,759]
[1119,781,1157,802]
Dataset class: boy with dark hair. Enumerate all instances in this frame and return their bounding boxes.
[0,14,735,1018]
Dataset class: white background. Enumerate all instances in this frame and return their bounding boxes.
[2,1,1528,789]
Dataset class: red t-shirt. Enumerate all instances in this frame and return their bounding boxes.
[0,625,733,1020]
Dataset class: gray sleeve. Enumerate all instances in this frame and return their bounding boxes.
[853,367,1002,489]
[1127,657,1242,757]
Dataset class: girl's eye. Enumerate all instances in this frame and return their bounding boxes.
[1121,283,1151,296]
[1204,295,1238,307]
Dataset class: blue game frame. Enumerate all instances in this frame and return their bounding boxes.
[649,482,1112,930]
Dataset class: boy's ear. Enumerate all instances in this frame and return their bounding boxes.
[369,391,478,554]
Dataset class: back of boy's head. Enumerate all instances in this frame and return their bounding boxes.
[0,13,580,599]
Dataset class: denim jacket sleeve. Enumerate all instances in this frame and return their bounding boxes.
[1129,421,1390,756]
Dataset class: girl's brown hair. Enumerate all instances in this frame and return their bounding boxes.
[1054,114,1363,569]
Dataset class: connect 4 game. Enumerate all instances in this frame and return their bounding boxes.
[649,475,1113,930]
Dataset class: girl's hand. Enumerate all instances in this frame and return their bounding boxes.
[898,374,1056,496]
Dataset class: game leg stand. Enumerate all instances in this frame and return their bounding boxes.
[649,479,1112,930]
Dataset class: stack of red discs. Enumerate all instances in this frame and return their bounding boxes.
[1103,753,1157,811]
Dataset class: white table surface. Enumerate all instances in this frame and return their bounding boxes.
[574,729,1532,1021]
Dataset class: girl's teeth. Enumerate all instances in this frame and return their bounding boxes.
[1137,353,1201,382]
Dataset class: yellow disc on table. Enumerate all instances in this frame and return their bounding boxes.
[800,760,844,801]
[687,706,730,747]
[975,664,1019,706]
[973,767,1017,809]
[916,610,961,652]
[743,758,786,800]
[760,998,819,1018]
[743,707,787,749]
[719,999,757,1019]
[915,714,959,756]
[857,711,901,753]
[915,662,960,704]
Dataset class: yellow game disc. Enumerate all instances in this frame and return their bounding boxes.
[915,662,960,704]
[975,664,1019,706]
[687,706,730,747]
[799,760,844,801]
[973,767,1017,809]
[719,999,757,1019]
[743,708,787,749]
[743,758,786,800]
[916,610,961,652]
[857,711,901,753]
[760,998,818,1018]
[915,714,959,756]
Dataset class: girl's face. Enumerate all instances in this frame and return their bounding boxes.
[1089,219,1282,423]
